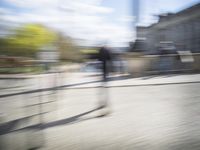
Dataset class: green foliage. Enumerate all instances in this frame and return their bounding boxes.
[57,33,82,62]
[80,49,98,54]
[0,24,82,62]
[0,66,44,74]
[0,24,57,57]
[10,24,56,48]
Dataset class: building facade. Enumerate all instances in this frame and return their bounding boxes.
[136,3,200,54]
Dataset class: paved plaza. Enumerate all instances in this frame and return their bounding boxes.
[0,73,200,150]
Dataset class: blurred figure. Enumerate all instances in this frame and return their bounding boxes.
[98,46,112,81]
[97,46,112,116]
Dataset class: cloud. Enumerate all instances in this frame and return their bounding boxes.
[2,0,134,47]
[60,2,114,14]
[5,0,58,8]
[0,7,13,14]
[119,15,136,22]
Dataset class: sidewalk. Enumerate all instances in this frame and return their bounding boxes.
[1,72,200,96]
[1,73,200,150]
[40,73,200,150]
[60,73,200,89]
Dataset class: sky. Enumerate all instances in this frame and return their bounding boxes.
[0,0,199,47]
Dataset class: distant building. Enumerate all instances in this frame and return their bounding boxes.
[136,3,200,54]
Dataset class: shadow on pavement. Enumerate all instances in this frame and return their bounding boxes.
[0,112,48,135]
[107,74,132,81]
[0,107,102,135]
[42,107,101,129]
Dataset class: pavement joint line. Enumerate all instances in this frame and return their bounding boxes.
[62,81,200,90]
[0,80,200,98]
[0,85,26,90]
[0,71,199,79]
[22,100,56,108]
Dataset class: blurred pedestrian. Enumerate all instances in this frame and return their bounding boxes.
[97,45,112,116]
[98,46,112,81]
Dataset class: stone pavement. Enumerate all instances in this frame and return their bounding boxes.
[62,73,200,88]
[40,74,200,150]
[1,73,200,150]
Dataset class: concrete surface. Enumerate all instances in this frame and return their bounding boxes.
[0,73,200,150]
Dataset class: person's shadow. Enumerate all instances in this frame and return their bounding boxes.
[42,107,102,129]
[0,107,103,135]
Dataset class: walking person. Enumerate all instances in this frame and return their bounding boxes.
[97,45,112,116]
[98,45,112,81]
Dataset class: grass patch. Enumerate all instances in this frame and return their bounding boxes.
[0,66,44,74]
